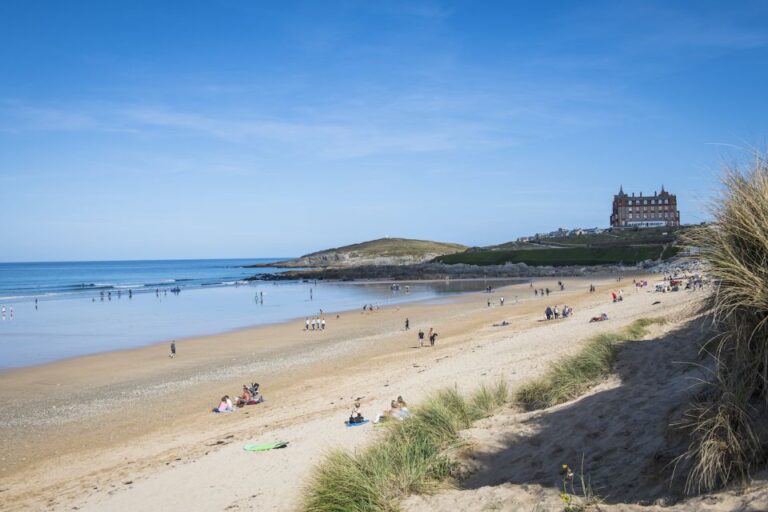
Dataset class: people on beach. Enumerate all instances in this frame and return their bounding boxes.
[405,318,409,331]
[374,400,401,423]
[589,313,609,323]
[429,331,438,346]
[169,340,176,358]
[349,402,365,424]
[418,329,425,347]
[215,395,234,413]
[500,297,504,306]
[305,318,310,331]
[545,306,553,320]
[374,396,411,423]
[237,385,252,407]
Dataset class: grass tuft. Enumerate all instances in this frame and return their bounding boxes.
[677,154,768,493]
[515,318,666,410]
[301,380,510,512]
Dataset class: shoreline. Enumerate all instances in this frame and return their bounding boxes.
[0,276,533,374]
[0,272,673,511]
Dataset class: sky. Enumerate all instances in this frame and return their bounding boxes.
[1,1,767,262]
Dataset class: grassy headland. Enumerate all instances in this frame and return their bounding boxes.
[251,238,467,268]
[436,245,679,267]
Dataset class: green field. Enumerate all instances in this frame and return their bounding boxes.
[436,244,679,266]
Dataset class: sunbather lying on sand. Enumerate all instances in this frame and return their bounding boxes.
[589,313,609,323]
[214,395,234,413]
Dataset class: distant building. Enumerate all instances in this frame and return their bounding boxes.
[610,186,680,228]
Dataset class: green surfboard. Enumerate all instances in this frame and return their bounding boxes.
[243,441,289,452]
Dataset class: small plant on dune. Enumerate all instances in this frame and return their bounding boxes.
[558,458,601,512]
[515,318,666,410]
[302,379,510,512]
[677,154,768,493]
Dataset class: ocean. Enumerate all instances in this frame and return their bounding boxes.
[0,259,523,369]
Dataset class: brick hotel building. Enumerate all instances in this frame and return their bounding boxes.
[610,186,680,228]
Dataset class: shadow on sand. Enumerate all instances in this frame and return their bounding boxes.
[462,318,708,505]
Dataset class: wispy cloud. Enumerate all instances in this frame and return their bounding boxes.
[1,79,625,159]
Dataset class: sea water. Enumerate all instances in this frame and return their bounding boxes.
[0,259,523,369]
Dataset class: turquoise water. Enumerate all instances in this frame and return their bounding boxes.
[0,259,523,369]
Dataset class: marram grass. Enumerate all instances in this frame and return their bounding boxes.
[677,155,768,494]
[515,318,666,410]
[301,380,509,512]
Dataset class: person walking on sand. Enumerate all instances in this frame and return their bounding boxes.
[500,297,504,306]
[321,318,326,330]
[405,318,409,331]
[170,340,176,358]
[418,329,425,347]
[305,318,310,331]
[429,331,438,347]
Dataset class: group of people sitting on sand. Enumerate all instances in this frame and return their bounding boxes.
[347,396,410,425]
[213,382,264,413]
[373,396,410,423]
[544,305,573,320]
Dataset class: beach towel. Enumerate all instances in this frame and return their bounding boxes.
[345,419,370,427]
[243,441,288,451]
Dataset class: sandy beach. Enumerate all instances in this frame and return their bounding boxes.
[0,273,697,511]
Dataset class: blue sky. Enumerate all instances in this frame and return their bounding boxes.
[1,1,767,261]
